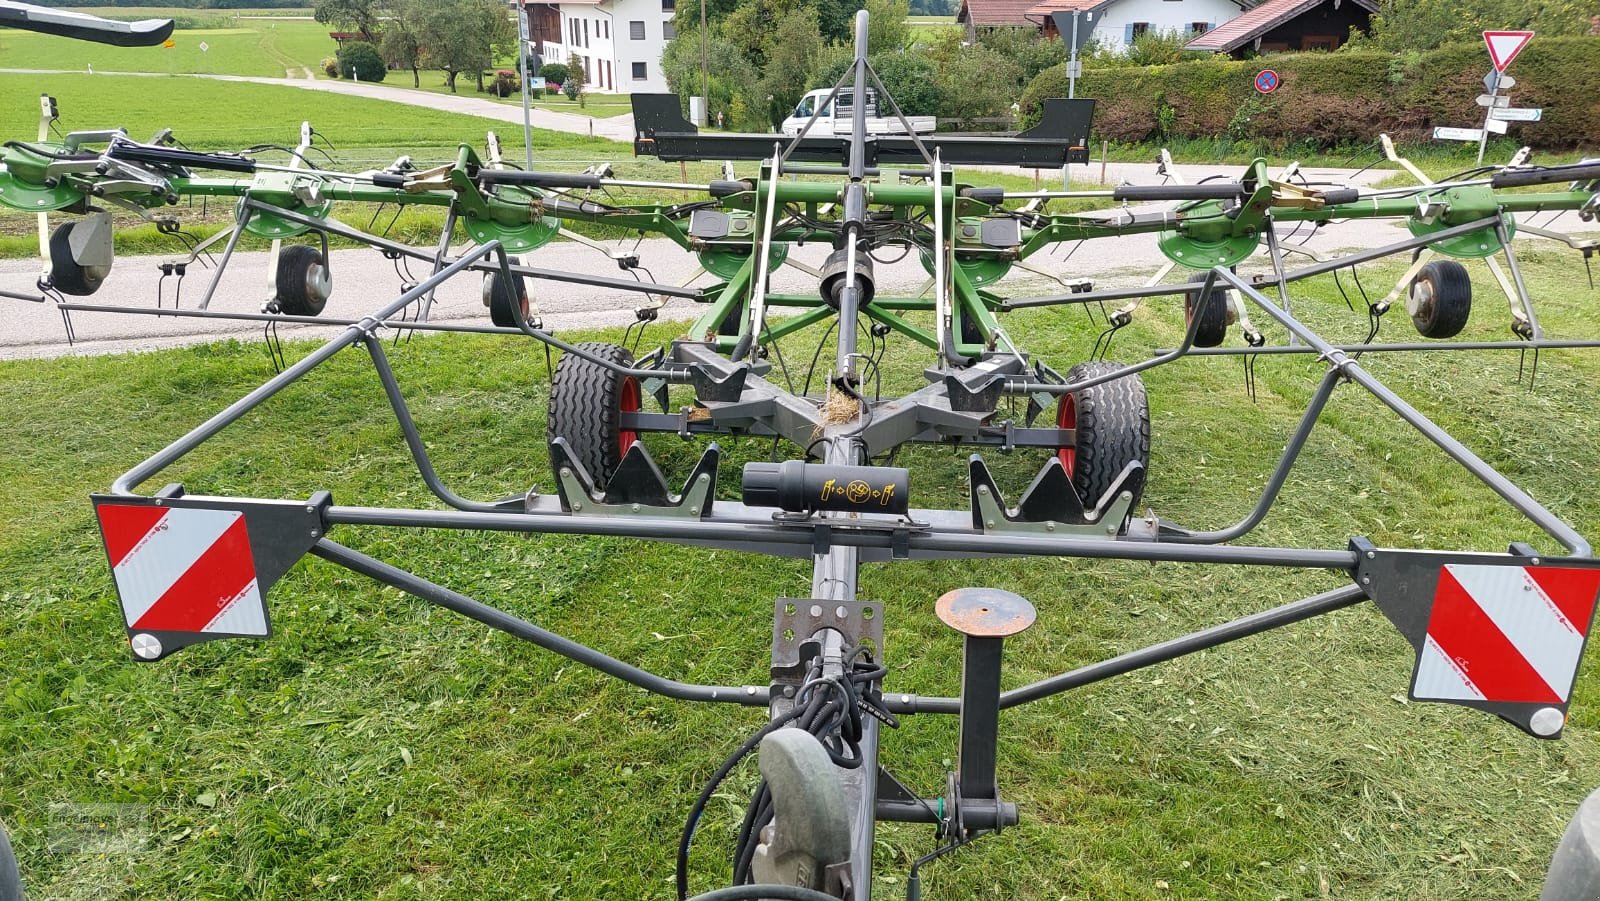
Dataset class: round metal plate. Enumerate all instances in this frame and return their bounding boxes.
[1159,230,1260,269]
[1407,212,1514,259]
[935,587,1037,638]
[918,249,1013,288]
[463,215,560,253]
[699,244,789,279]
[240,198,333,239]
[0,171,84,212]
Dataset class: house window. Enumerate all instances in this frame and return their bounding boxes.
[661,0,674,9]
[663,20,676,39]
[629,20,645,40]
[1131,22,1150,38]
[1190,22,1209,34]
[632,61,647,80]
[582,18,589,46]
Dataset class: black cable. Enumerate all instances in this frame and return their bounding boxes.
[728,650,893,886]
[677,706,814,900]
[800,319,840,400]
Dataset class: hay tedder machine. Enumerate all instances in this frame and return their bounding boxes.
[7,5,1600,898]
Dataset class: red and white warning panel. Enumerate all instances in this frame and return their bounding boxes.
[1357,545,1600,738]
[92,492,328,661]
[98,503,268,636]
[1415,564,1600,705]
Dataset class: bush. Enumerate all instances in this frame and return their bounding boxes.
[335,41,386,83]
[540,62,570,85]
[1017,37,1600,148]
[487,69,520,97]
[320,56,339,78]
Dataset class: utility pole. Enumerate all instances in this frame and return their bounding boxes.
[518,0,534,167]
[699,0,708,117]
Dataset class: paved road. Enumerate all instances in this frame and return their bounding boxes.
[0,205,1458,361]
[7,69,1585,359]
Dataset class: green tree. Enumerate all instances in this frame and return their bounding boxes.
[660,24,762,128]
[864,0,910,53]
[564,51,586,104]
[313,0,381,36]
[1357,0,1593,52]
[924,30,1023,121]
[758,8,823,125]
[416,0,513,94]
[539,62,570,86]
[975,25,1062,82]
[870,53,941,116]
[336,40,387,81]
[377,0,423,87]
[1123,27,1193,66]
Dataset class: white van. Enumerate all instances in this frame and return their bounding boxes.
[779,88,936,137]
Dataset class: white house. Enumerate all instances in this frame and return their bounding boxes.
[523,0,676,94]
[960,0,1249,53]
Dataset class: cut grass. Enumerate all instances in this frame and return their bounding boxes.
[0,18,338,78]
[1,247,1599,898]
[0,74,624,153]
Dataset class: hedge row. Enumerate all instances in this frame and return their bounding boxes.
[1020,38,1600,148]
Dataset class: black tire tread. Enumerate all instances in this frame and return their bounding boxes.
[548,342,636,488]
[488,255,527,328]
[1410,260,1472,339]
[1183,272,1229,348]
[1067,360,1151,512]
[275,244,327,316]
[0,819,21,901]
[48,221,102,297]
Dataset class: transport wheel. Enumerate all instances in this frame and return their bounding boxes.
[275,244,331,316]
[47,221,108,296]
[548,342,641,489]
[1183,272,1229,348]
[483,255,530,328]
[0,819,21,901]
[1057,361,1150,512]
[1409,260,1472,339]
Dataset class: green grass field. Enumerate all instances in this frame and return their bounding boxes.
[1,245,1599,898]
[0,73,624,154]
[0,16,337,78]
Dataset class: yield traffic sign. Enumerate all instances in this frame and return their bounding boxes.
[1483,31,1533,73]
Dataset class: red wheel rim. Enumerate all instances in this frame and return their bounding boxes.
[618,376,641,457]
[518,291,530,320]
[1056,394,1076,476]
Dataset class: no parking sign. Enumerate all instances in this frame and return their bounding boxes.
[1254,69,1280,94]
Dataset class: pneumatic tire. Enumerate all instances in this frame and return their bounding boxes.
[48,221,107,296]
[548,342,642,489]
[1409,260,1472,339]
[275,244,330,316]
[1057,361,1150,512]
[484,255,530,328]
[0,818,22,901]
[1183,271,1230,348]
